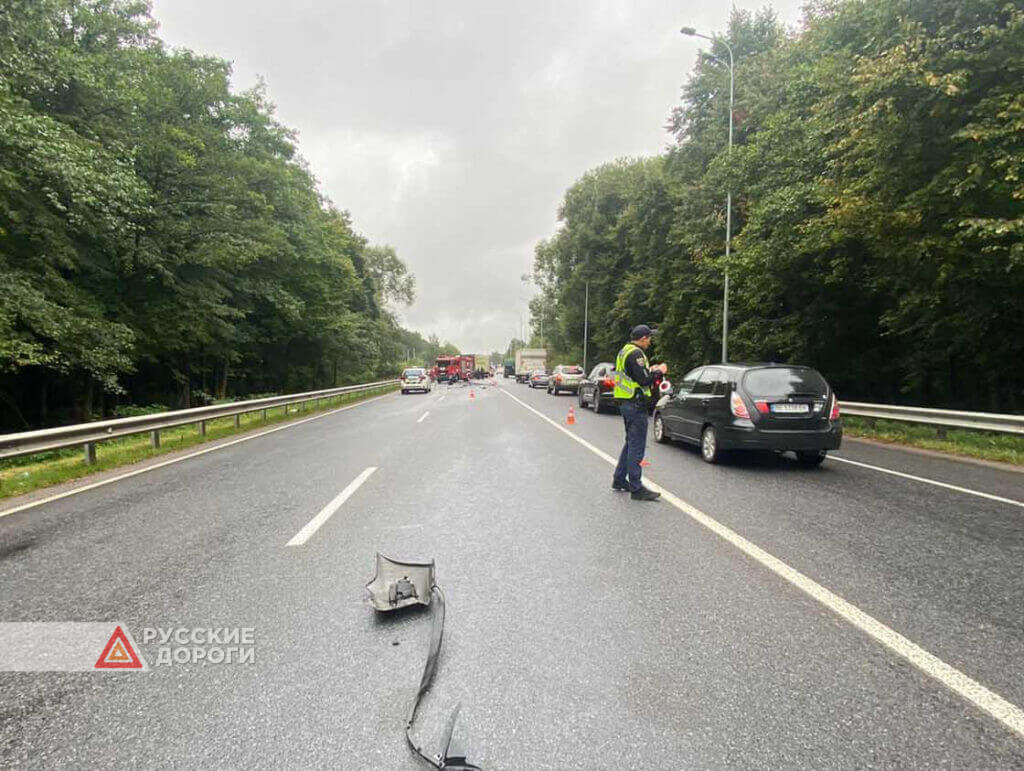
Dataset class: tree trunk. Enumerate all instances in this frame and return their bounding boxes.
[218,356,229,399]
[83,377,95,421]
[176,354,191,409]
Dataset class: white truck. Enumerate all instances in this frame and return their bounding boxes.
[514,348,547,383]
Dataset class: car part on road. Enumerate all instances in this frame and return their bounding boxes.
[366,553,435,611]
[365,554,482,770]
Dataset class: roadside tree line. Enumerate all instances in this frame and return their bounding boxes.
[0,0,424,429]
[527,0,1022,411]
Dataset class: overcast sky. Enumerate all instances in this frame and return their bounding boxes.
[152,0,805,354]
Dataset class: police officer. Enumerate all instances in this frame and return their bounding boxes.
[612,325,668,501]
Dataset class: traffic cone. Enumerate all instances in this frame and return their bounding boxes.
[566,406,576,425]
[469,389,475,399]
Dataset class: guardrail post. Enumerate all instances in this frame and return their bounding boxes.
[83,442,96,465]
[284,404,288,416]
[262,409,267,423]
[199,420,206,437]
[150,430,160,449]
[234,414,240,429]
[936,426,947,439]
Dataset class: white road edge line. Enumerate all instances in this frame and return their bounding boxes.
[499,387,1024,739]
[286,467,377,546]
[0,392,396,520]
[827,455,1023,509]
[417,411,430,423]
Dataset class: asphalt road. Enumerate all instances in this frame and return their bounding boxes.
[1,379,1022,769]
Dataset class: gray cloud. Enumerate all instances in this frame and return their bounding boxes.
[153,0,805,353]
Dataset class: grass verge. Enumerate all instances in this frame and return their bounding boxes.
[842,416,1023,466]
[0,386,397,501]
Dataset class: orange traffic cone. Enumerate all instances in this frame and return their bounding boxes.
[566,406,576,425]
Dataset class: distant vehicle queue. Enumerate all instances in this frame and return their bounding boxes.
[404,347,843,468]
[401,354,496,394]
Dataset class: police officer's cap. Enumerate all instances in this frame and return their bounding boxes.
[630,324,658,340]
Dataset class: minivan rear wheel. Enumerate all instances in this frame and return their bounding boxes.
[654,413,670,443]
[700,426,720,463]
[796,450,827,468]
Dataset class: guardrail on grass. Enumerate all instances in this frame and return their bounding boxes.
[840,402,1024,436]
[0,380,400,464]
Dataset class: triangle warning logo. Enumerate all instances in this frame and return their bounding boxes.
[95,625,145,669]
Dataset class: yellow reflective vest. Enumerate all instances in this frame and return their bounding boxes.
[614,343,652,400]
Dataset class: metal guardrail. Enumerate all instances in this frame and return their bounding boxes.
[840,402,1024,435]
[0,380,400,464]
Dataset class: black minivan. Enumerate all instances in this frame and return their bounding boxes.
[652,363,842,466]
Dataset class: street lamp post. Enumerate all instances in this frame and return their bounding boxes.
[681,26,734,363]
[583,279,589,372]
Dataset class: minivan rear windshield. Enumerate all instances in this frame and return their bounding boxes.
[743,367,828,397]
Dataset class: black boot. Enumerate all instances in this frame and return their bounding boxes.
[630,487,661,501]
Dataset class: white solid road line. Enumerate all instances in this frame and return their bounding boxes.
[827,455,1023,509]
[500,387,1024,739]
[0,392,396,520]
[417,411,430,423]
[286,467,377,547]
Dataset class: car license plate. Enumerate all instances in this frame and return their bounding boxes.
[771,403,809,414]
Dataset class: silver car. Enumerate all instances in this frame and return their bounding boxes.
[548,364,584,395]
[400,368,432,394]
[528,370,550,388]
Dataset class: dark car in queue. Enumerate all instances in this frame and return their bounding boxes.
[528,369,550,389]
[577,362,618,413]
[547,364,585,395]
[652,363,841,466]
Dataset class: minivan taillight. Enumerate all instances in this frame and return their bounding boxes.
[829,394,840,420]
[730,391,750,419]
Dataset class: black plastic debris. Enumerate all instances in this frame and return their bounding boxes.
[366,553,434,611]
[366,553,482,770]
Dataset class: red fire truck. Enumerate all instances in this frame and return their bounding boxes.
[432,355,476,383]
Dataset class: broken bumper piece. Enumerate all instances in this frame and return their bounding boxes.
[365,554,481,770]
[365,552,435,612]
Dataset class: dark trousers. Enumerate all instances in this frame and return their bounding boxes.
[613,399,648,492]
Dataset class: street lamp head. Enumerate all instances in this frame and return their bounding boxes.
[679,26,696,36]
